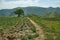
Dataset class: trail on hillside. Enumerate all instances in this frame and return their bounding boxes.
[27,17,45,40]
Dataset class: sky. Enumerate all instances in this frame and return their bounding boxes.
[0,0,60,9]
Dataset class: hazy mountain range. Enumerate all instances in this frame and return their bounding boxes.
[0,7,60,17]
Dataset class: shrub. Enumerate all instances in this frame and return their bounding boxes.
[31,26,36,33]
[22,33,39,40]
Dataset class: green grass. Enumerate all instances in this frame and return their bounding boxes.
[22,33,39,40]
[30,15,60,40]
[31,26,36,33]
[42,18,60,21]
[0,17,22,30]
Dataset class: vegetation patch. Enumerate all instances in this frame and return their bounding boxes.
[0,17,22,30]
[31,26,36,33]
[30,15,60,40]
[22,33,39,40]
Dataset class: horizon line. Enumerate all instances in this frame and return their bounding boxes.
[0,6,60,10]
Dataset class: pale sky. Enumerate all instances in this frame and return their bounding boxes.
[0,0,60,9]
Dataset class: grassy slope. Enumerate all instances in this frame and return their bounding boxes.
[0,17,21,30]
[30,16,60,40]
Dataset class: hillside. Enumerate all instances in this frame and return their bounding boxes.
[0,7,60,16]
[43,12,60,18]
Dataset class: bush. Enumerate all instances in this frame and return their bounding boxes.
[21,35,33,40]
[22,33,39,40]
[34,33,39,38]
[22,36,28,40]
[31,26,36,33]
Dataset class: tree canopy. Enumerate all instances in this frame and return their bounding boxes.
[14,9,24,17]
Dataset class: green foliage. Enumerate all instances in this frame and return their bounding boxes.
[42,18,60,21]
[31,26,36,33]
[45,35,54,40]
[33,33,39,38]
[56,33,60,40]
[30,15,60,40]
[0,28,3,33]
[21,35,33,40]
[0,17,21,30]
[22,33,39,40]
[14,9,24,17]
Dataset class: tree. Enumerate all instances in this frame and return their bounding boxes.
[14,9,24,17]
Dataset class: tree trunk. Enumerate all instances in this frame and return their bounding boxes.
[18,14,20,17]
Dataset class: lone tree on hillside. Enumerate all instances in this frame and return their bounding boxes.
[14,9,24,17]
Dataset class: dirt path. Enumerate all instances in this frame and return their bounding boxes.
[27,17,45,40]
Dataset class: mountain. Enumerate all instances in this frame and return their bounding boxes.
[0,7,60,16]
[0,9,15,16]
[44,12,60,18]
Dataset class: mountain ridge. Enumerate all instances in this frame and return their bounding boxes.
[0,7,60,16]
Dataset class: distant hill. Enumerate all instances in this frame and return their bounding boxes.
[43,12,60,18]
[0,7,60,17]
[0,9,15,16]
